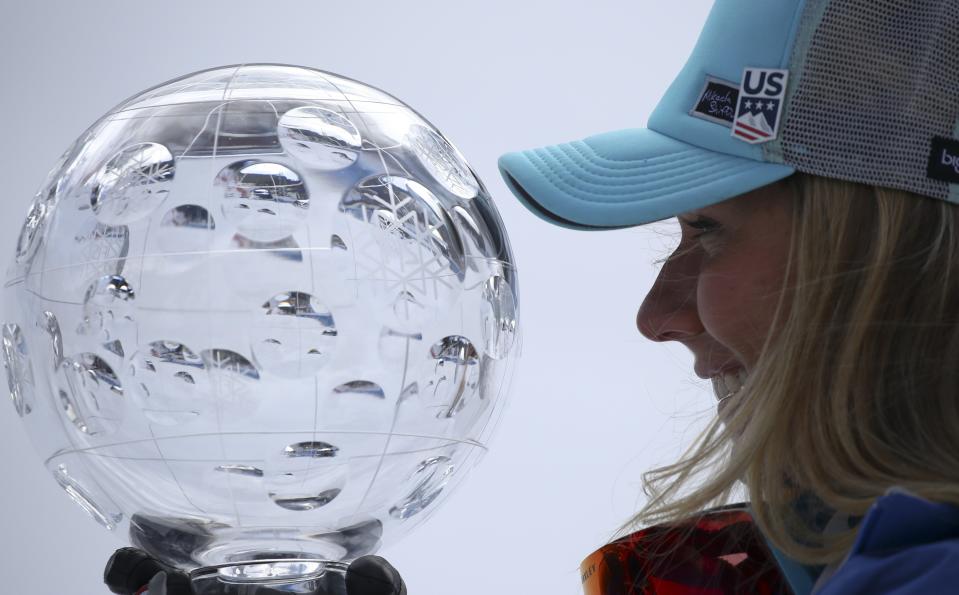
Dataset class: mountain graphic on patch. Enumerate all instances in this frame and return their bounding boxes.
[732,98,780,143]
[740,111,773,135]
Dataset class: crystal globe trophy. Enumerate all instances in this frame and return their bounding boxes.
[2,64,519,593]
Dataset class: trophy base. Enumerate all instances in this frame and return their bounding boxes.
[190,559,349,594]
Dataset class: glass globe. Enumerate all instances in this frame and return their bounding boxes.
[2,64,519,574]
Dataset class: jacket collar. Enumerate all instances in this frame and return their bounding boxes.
[850,488,959,554]
[768,488,959,595]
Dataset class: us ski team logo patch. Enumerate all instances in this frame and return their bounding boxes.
[731,68,788,144]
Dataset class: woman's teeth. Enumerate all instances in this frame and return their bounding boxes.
[711,368,748,402]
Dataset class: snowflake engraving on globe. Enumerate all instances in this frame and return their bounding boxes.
[2,64,519,571]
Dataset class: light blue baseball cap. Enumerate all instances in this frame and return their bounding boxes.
[497,0,959,229]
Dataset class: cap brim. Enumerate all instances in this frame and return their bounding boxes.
[498,128,795,230]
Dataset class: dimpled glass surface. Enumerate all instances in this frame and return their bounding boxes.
[2,64,519,570]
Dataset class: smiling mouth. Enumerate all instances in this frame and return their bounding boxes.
[711,368,748,409]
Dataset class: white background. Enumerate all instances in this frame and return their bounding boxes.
[0,1,717,593]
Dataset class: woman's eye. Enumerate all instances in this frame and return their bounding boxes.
[682,217,720,241]
[683,217,724,258]
[652,217,721,265]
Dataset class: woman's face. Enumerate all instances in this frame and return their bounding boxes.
[636,181,794,407]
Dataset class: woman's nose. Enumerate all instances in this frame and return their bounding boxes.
[636,248,705,342]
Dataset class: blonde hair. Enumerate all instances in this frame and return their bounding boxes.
[623,172,959,565]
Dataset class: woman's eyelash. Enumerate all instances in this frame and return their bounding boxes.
[681,216,719,231]
[683,218,721,243]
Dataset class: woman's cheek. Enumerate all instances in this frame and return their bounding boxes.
[697,264,765,363]
[699,253,790,363]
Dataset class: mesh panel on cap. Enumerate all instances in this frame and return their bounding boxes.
[765,0,959,201]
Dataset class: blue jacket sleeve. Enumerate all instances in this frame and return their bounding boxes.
[816,540,959,594]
